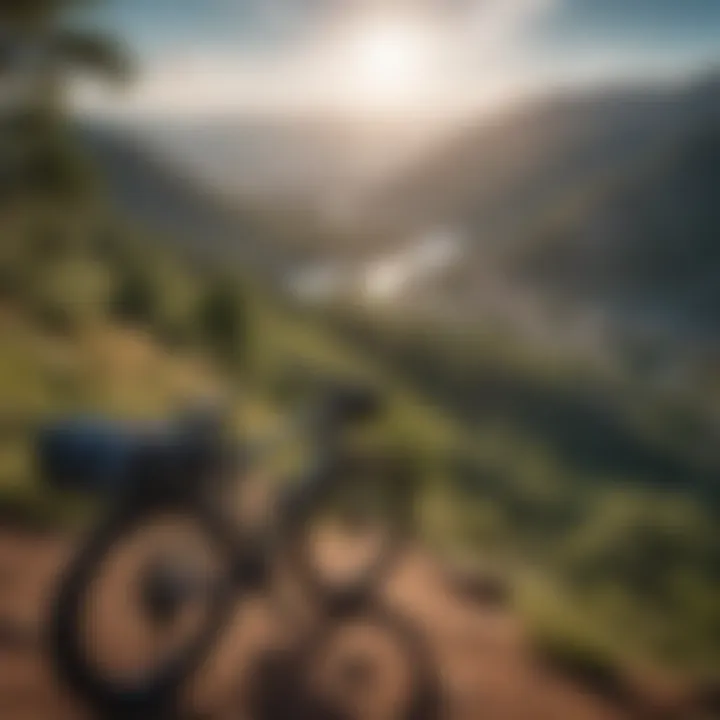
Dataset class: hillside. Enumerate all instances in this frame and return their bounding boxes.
[2,0,718,714]
[0,190,459,519]
[372,75,720,230]
[2,87,718,682]
[102,72,720,352]
[365,73,720,344]
[56,120,720,675]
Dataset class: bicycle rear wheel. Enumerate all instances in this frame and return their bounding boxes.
[46,499,239,718]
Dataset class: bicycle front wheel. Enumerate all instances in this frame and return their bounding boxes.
[295,601,443,720]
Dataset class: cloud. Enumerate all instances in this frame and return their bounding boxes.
[451,0,560,61]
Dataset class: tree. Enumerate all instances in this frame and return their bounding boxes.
[0,0,131,197]
[110,260,157,326]
[196,280,246,367]
[0,0,130,111]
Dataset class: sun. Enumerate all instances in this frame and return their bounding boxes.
[345,18,436,108]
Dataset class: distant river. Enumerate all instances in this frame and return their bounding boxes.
[287,227,466,303]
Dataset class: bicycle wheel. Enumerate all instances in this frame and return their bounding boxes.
[294,602,442,720]
[287,454,415,608]
[46,499,240,718]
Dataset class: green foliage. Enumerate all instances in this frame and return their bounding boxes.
[24,138,96,197]
[53,30,133,84]
[321,301,720,673]
[195,279,246,366]
[0,0,67,24]
[30,258,109,334]
[518,573,633,693]
[530,621,630,703]
[0,0,130,203]
[109,257,158,326]
[557,493,720,670]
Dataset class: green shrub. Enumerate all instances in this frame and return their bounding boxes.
[110,261,158,325]
[520,581,630,702]
[0,484,94,533]
[531,624,630,703]
[195,279,246,366]
[26,259,110,336]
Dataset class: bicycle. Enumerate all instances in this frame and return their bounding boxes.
[38,384,442,720]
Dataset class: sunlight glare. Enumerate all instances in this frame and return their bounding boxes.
[345,18,437,109]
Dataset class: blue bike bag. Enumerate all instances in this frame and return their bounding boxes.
[37,418,149,495]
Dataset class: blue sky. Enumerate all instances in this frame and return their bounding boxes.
[91,0,720,56]
[78,0,720,117]
[537,0,720,65]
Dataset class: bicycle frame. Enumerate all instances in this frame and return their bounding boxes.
[43,387,437,720]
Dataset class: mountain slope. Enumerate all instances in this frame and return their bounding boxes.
[54,115,720,674]
[368,73,720,342]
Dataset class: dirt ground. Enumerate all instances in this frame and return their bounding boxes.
[0,529,667,720]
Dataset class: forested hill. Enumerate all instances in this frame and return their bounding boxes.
[366,73,720,342]
[79,125,293,279]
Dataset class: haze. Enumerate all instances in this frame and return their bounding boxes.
[76,0,720,120]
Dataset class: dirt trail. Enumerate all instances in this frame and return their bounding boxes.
[0,530,632,720]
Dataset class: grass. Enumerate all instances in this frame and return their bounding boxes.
[517,575,633,703]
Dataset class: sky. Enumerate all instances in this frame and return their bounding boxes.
[76,0,720,118]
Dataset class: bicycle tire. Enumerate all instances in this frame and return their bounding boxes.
[45,498,240,718]
[294,600,443,720]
